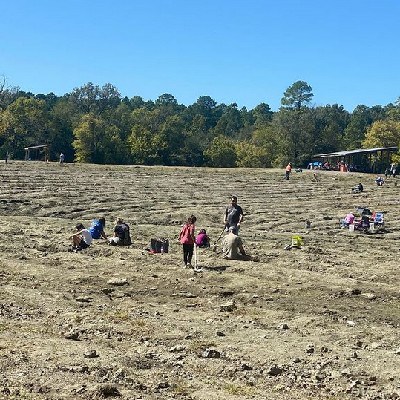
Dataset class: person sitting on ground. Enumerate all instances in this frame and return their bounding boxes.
[88,217,107,240]
[352,182,363,193]
[221,227,251,260]
[70,223,93,251]
[109,217,132,246]
[375,176,384,186]
[356,214,371,231]
[340,212,355,228]
[195,229,210,248]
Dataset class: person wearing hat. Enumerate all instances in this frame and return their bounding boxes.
[221,226,249,260]
[224,195,243,233]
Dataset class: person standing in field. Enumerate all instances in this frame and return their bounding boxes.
[224,195,243,233]
[285,162,292,180]
[179,215,197,268]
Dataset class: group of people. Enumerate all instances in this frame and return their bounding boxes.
[70,195,252,270]
[177,195,250,271]
[340,207,384,232]
[70,217,131,252]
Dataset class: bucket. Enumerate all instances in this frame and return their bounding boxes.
[369,223,375,231]
[349,224,355,232]
[291,235,304,247]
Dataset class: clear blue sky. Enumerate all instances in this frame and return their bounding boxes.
[1,0,399,112]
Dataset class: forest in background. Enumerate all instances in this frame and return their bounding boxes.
[1,78,400,168]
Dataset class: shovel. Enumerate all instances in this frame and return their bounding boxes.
[193,244,202,272]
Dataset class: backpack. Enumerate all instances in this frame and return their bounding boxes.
[150,238,169,253]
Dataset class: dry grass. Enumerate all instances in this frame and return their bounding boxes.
[0,160,399,399]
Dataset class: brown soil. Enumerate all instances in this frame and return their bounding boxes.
[0,161,399,399]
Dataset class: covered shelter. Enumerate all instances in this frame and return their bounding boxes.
[312,146,398,173]
[24,145,49,161]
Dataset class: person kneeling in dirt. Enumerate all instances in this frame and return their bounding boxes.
[70,223,93,251]
[109,217,132,246]
[195,229,210,248]
[352,182,363,193]
[222,227,251,260]
[375,176,384,186]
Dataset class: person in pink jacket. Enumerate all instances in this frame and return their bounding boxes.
[179,215,197,268]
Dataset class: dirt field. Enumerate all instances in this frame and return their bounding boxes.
[0,161,399,400]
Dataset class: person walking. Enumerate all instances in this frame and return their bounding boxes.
[179,215,197,268]
[285,162,292,180]
[224,195,243,233]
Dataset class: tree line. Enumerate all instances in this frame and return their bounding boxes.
[1,78,400,167]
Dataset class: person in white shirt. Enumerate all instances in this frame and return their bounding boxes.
[70,223,93,251]
[222,227,250,260]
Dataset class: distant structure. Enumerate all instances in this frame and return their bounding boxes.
[24,145,49,161]
[312,146,398,173]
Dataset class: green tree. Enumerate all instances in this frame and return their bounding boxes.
[342,105,385,149]
[252,102,273,126]
[271,108,316,166]
[68,82,121,115]
[204,135,236,167]
[273,81,315,165]
[235,141,268,168]
[155,93,178,106]
[47,98,75,161]
[73,113,125,164]
[310,105,350,155]
[251,123,280,167]
[158,114,186,165]
[362,120,400,148]
[0,76,20,111]
[0,97,49,158]
[281,81,313,110]
[187,96,219,132]
[128,108,166,165]
[213,103,244,138]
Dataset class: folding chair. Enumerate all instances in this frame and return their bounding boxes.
[373,212,384,228]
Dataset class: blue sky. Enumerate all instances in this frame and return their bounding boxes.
[1,0,399,112]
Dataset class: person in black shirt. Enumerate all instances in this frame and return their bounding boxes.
[109,217,132,246]
[224,195,243,233]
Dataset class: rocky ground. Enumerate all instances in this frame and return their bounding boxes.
[0,161,399,400]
